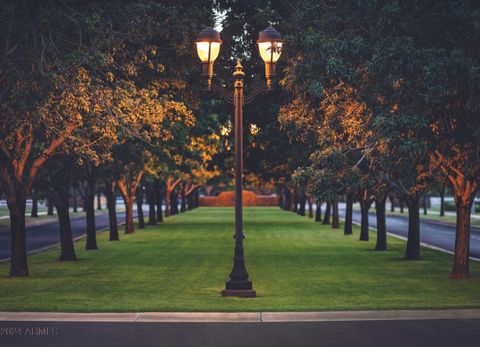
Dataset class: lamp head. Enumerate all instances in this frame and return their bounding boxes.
[195,27,222,63]
[257,26,283,63]
[196,27,222,90]
[257,27,283,90]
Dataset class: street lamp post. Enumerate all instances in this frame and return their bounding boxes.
[195,26,283,298]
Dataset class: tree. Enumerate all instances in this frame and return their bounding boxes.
[38,158,78,261]
[0,0,213,276]
[279,0,460,262]
[0,66,116,275]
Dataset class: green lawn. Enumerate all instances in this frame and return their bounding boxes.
[0,207,479,312]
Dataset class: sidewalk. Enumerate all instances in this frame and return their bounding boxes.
[0,212,49,220]
[1,309,480,323]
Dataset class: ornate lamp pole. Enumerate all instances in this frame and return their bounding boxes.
[195,26,283,298]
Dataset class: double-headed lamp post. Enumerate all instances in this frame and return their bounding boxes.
[195,26,283,297]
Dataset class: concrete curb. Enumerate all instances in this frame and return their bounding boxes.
[1,309,479,323]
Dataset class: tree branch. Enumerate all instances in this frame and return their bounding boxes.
[27,121,76,189]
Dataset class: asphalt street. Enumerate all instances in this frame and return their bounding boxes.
[346,209,480,259]
[1,319,479,347]
[0,211,130,261]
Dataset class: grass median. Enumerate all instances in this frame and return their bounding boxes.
[0,207,479,312]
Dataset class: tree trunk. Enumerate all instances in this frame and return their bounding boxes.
[422,194,428,215]
[84,191,97,250]
[405,196,421,260]
[72,187,78,213]
[331,199,339,229]
[55,204,77,261]
[307,197,313,218]
[283,187,292,210]
[344,193,353,235]
[124,197,135,234]
[170,189,179,215]
[47,199,54,215]
[165,188,171,217]
[155,180,163,222]
[117,171,143,234]
[322,201,331,225]
[298,192,306,216]
[30,189,38,217]
[137,186,145,229]
[97,191,102,210]
[400,199,404,213]
[374,197,387,251]
[440,185,445,217]
[450,201,472,278]
[164,178,181,217]
[292,188,298,213]
[194,189,200,208]
[105,181,119,241]
[180,183,186,213]
[49,171,77,261]
[315,201,322,222]
[278,188,284,209]
[359,199,370,241]
[8,195,29,276]
[187,193,194,210]
[157,189,164,222]
[147,183,156,225]
[389,194,395,212]
[85,165,97,250]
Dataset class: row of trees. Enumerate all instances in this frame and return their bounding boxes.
[1,0,478,281]
[275,0,479,279]
[213,0,479,279]
[210,0,479,279]
[0,0,220,277]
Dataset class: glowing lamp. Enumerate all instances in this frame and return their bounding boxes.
[257,26,283,90]
[195,27,222,89]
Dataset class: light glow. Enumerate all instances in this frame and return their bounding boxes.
[258,42,282,63]
[196,42,221,63]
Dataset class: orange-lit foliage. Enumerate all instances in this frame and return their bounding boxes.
[199,191,278,207]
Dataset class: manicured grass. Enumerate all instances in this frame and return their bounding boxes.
[0,207,479,312]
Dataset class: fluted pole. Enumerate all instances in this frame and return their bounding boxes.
[222,59,256,297]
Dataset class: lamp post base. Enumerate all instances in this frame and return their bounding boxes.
[222,279,256,297]
[221,289,256,298]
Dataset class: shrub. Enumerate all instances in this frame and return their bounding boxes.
[444,201,456,212]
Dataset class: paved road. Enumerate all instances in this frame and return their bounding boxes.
[1,320,479,347]
[345,209,480,259]
[0,211,130,261]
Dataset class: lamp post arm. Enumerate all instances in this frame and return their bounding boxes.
[244,83,268,105]
[210,84,234,104]
[208,83,269,105]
